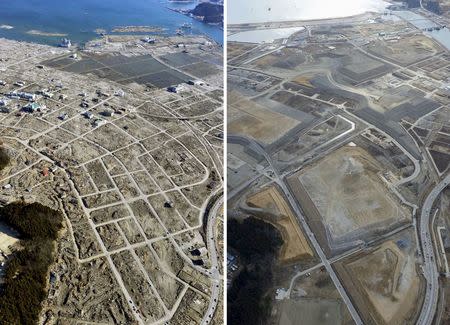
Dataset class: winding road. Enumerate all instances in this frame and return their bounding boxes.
[201,195,223,325]
[230,134,364,325]
[417,174,450,325]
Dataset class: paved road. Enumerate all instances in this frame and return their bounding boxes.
[278,180,363,325]
[240,135,364,325]
[417,174,450,325]
[201,196,223,325]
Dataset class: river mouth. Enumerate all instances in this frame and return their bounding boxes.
[393,10,450,51]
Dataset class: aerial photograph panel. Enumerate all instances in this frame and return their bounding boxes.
[227,1,450,325]
[0,0,224,324]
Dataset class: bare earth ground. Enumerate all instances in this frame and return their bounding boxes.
[0,222,19,254]
[0,35,223,325]
[275,267,354,325]
[246,185,313,263]
[228,93,300,146]
[293,145,410,241]
[334,230,423,325]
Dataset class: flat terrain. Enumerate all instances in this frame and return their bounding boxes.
[365,34,443,66]
[277,267,354,325]
[0,34,223,325]
[290,145,410,242]
[335,230,423,325]
[227,7,449,324]
[246,185,313,263]
[228,94,300,146]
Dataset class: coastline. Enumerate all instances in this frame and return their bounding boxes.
[26,30,68,37]
[228,12,378,34]
[167,7,224,28]
[0,1,223,46]
[228,0,389,25]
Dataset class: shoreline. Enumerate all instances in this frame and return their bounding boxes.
[0,26,222,49]
[167,7,224,28]
[26,30,68,37]
[228,12,377,33]
[228,0,391,26]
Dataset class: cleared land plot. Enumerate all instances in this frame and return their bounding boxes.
[114,174,140,199]
[89,204,129,224]
[112,250,165,322]
[228,42,258,61]
[135,246,185,309]
[278,267,352,325]
[129,200,166,239]
[279,299,342,325]
[44,53,190,88]
[85,160,114,191]
[377,85,423,110]
[85,124,135,152]
[335,232,422,325]
[338,50,393,84]
[161,52,201,67]
[68,167,97,196]
[251,48,306,70]
[228,95,301,146]
[270,91,333,116]
[365,35,442,66]
[275,115,353,163]
[246,186,313,263]
[97,223,126,251]
[109,58,167,76]
[429,149,450,173]
[73,223,102,259]
[117,218,145,244]
[82,190,122,209]
[180,61,221,78]
[147,194,187,233]
[289,145,410,243]
[129,69,189,88]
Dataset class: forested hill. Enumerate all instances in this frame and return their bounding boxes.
[190,3,223,24]
[0,202,64,325]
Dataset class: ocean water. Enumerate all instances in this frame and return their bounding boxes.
[0,0,223,45]
[228,27,304,43]
[228,0,389,24]
[394,11,450,51]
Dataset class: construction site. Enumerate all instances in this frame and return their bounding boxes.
[275,267,355,325]
[287,143,413,254]
[334,229,423,325]
[244,185,314,264]
[227,3,449,324]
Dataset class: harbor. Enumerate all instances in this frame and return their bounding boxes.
[0,0,223,45]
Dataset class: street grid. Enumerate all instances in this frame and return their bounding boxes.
[0,34,224,325]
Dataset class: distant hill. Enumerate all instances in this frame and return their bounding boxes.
[426,1,442,14]
[405,0,421,8]
[189,3,223,24]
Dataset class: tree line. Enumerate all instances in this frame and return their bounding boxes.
[227,217,283,325]
[0,202,63,325]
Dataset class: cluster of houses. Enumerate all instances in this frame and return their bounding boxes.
[167,79,205,93]
[0,78,129,130]
[0,79,58,114]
